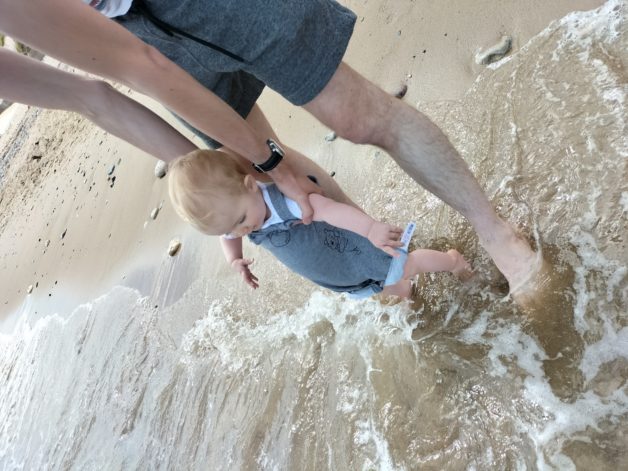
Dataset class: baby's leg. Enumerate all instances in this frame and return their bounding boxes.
[403,249,472,279]
[382,279,412,299]
[381,249,472,299]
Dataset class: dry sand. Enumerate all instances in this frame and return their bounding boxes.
[0,0,603,325]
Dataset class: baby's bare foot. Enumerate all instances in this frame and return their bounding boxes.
[447,249,473,280]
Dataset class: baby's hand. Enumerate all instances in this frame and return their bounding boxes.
[231,258,259,289]
[367,222,404,257]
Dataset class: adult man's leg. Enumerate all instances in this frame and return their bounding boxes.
[304,63,539,292]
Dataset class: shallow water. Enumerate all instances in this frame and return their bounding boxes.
[1,2,627,470]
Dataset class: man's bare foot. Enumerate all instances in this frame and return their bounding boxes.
[478,219,540,297]
[447,249,473,280]
[509,257,552,307]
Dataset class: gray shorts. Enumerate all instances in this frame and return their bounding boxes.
[117,0,356,148]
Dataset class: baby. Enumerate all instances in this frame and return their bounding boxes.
[168,150,471,299]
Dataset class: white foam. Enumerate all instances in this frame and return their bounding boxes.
[566,187,627,335]
[181,291,417,371]
[485,0,624,73]
[581,322,628,382]
[525,380,628,469]
[456,295,627,469]
[2,5,627,466]
[0,104,20,135]
[459,311,490,343]
[621,192,628,212]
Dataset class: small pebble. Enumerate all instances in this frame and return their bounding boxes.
[27,285,33,294]
[155,160,168,179]
[168,239,182,256]
[150,207,160,220]
[394,84,408,99]
[324,132,337,142]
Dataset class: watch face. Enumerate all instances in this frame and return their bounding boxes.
[268,139,285,156]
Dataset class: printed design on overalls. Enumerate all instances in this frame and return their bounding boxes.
[267,230,291,247]
[323,228,349,253]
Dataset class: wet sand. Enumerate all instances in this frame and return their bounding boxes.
[2,2,626,469]
[0,0,603,324]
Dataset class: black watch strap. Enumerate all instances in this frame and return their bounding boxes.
[253,139,284,173]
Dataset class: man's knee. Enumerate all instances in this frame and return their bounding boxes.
[306,62,398,146]
[333,116,370,144]
[332,114,384,146]
[308,86,394,146]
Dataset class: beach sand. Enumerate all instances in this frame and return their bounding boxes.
[0,0,603,325]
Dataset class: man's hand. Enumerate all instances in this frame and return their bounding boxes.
[367,222,404,257]
[231,258,259,289]
[268,162,322,224]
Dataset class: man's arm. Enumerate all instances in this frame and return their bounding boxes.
[0,49,196,161]
[308,194,403,257]
[0,0,266,159]
[0,0,315,220]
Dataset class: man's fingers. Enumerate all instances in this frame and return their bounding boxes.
[294,175,322,224]
[296,175,323,196]
[383,247,400,258]
[297,196,314,225]
[378,239,403,248]
[270,162,321,226]
[389,229,403,239]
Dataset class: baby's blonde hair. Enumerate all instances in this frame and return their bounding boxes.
[168,149,248,234]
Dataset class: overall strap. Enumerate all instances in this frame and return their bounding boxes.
[265,185,299,222]
[129,0,248,63]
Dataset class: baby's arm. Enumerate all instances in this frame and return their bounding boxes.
[220,236,259,289]
[308,194,403,257]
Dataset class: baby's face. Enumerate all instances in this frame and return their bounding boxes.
[221,185,269,237]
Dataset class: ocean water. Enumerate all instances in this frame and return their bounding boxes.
[1,1,626,469]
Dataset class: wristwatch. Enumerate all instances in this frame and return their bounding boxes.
[252,139,285,173]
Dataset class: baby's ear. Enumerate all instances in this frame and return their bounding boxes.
[243,174,257,192]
